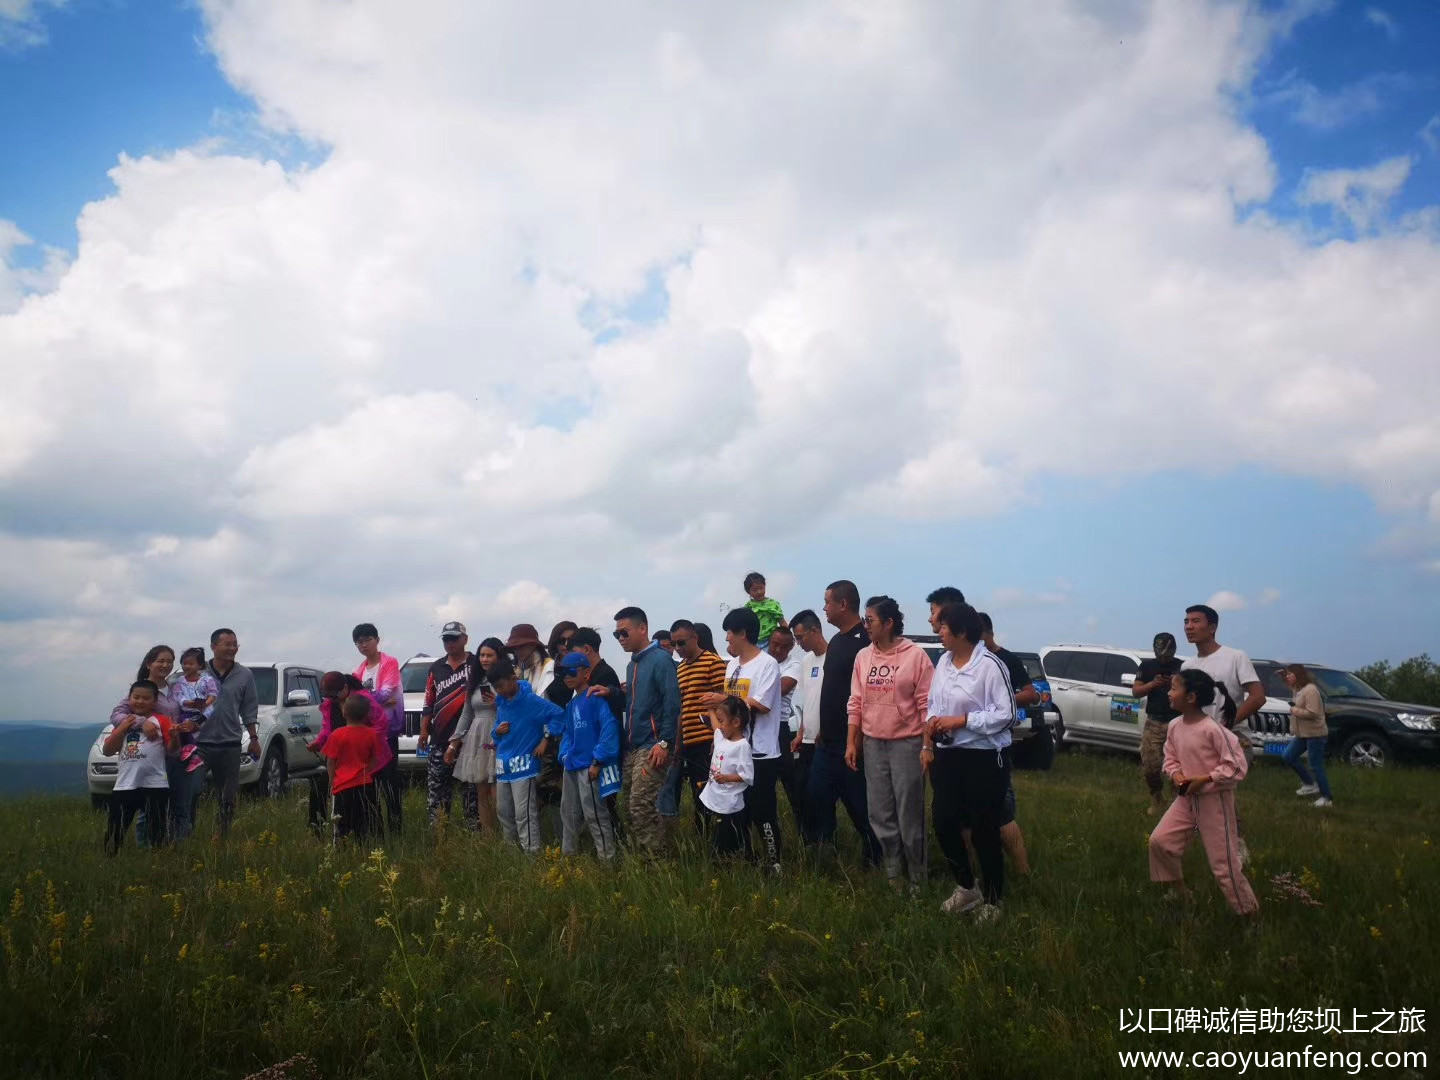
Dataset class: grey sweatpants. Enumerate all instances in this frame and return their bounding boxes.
[561,769,618,860]
[863,734,927,886]
[497,777,542,854]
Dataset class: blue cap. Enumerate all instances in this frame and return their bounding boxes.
[560,651,591,673]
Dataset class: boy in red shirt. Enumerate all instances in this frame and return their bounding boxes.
[323,695,382,843]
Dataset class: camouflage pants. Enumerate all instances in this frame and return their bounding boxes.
[1141,718,1169,796]
[426,751,479,829]
[625,748,668,857]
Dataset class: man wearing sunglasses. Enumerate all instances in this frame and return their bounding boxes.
[590,606,680,856]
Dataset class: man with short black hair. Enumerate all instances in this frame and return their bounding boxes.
[806,581,882,865]
[670,619,727,834]
[927,586,967,633]
[978,612,1035,875]
[592,606,680,856]
[352,622,404,835]
[195,628,259,838]
[788,608,827,836]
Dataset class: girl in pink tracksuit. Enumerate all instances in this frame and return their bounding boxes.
[1148,669,1259,916]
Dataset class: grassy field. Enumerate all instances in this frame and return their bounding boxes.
[0,752,1434,1079]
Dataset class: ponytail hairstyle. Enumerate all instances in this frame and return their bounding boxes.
[864,595,904,638]
[719,694,753,740]
[1176,668,1217,709]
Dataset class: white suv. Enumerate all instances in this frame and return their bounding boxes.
[397,655,438,773]
[86,662,328,804]
[1040,643,1293,754]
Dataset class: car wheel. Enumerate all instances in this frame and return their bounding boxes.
[1012,726,1056,771]
[1341,731,1390,769]
[261,747,288,797]
[1052,715,1067,753]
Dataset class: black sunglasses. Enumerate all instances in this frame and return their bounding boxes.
[613,628,632,641]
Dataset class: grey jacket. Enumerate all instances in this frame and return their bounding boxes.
[196,661,259,748]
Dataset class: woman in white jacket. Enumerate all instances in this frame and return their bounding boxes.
[924,602,1015,921]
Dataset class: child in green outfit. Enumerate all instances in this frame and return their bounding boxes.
[743,572,785,648]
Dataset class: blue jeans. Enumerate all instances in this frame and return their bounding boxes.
[166,756,208,841]
[1283,737,1331,800]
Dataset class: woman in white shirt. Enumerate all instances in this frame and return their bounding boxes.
[924,602,1015,921]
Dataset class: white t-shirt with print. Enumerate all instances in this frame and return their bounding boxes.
[775,652,803,728]
[700,731,754,815]
[794,650,825,744]
[114,717,170,791]
[725,651,782,759]
[361,662,380,692]
[1183,645,1260,725]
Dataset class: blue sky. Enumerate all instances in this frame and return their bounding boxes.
[0,0,1437,723]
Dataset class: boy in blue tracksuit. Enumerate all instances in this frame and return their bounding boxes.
[547,652,621,860]
[492,661,563,854]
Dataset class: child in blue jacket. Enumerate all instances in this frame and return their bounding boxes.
[492,661,563,854]
[547,652,621,860]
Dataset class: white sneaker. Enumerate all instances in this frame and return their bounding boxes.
[940,885,984,916]
[1295,784,1320,797]
[1313,797,1333,808]
[973,903,1002,924]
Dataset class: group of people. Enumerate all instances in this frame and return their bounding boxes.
[101,572,1320,921]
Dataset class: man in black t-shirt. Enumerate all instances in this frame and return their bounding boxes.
[1134,632,1183,815]
[978,613,1037,875]
[805,579,882,865]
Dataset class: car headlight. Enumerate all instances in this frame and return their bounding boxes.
[1395,713,1438,731]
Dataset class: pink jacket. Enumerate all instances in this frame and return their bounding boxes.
[847,637,933,740]
[354,653,405,738]
[1163,713,1249,791]
[311,689,393,771]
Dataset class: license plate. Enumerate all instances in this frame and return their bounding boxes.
[416,748,430,759]
[1263,742,1287,756]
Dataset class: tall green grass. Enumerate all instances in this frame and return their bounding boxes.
[0,753,1434,1078]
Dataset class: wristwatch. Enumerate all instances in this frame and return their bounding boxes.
[658,740,669,749]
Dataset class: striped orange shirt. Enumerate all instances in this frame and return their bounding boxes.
[677,652,728,747]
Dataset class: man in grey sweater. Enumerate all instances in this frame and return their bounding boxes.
[195,627,259,837]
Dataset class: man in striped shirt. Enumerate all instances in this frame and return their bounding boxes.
[671,619,728,835]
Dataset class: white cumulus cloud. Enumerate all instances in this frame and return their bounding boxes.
[0,0,1438,724]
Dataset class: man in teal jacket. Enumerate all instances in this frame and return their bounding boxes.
[592,605,680,856]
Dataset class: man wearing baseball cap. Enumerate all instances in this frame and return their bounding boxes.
[418,621,483,827]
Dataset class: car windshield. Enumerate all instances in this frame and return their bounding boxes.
[402,663,433,694]
[247,666,278,706]
[1015,653,1046,681]
[1310,668,1383,700]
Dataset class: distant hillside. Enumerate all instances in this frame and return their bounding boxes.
[0,724,99,798]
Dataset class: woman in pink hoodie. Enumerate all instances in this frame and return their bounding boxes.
[846,596,933,893]
[1148,668,1259,916]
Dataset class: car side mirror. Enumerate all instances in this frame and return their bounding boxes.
[1120,674,1136,688]
[286,689,313,707]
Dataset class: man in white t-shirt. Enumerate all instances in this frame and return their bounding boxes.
[1181,604,1265,734]
[703,606,784,872]
[788,609,827,839]
[767,622,805,828]
[1181,602,1265,865]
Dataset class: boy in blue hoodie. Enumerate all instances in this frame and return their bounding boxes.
[492,660,563,854]
[547,652,621,860]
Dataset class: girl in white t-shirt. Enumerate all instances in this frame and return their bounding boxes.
[701,696,755,858]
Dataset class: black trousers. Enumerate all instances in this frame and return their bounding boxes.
[931,746,1010,904]
[805,742,882,864]
[677,741,713,835]
[712,809,751,858]
[334,783,381,843]
[746,757,783,869]
[106,788,169,855]
[776,724,803,828]
[793,742,815,838]
[375,734,403,835]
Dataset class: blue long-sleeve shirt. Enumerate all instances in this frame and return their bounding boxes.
[493,680,563,783]
[547,692,621,772]
[623,642,681,752]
